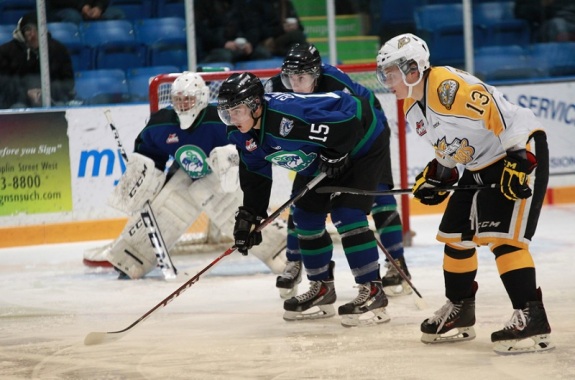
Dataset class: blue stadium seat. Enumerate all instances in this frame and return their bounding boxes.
[134,17,187,69]
[474,2,530,47]
[530,42,575,77]
[48,22,93,71]
[233,58,285,70]
[414,4,466,67]
[149,45,188,67]
[109,0,154,20]
[156,0,185,18]
[126,65,179,102]
[134,17,186,45]
[474,46,545,81]
[74,69,131,105]
[0,24,13,45]
[370,0,419,37]
[0,0,36,25]
[80,20,147,70]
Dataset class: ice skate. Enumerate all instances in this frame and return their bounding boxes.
[421,282,477,343]
[283,261,336,321]
[381,257,413,297]
[491,295,554,354]
[276,260,302,299]
[339,280,390,327]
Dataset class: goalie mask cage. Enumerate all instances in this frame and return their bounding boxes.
[149,64,413,251]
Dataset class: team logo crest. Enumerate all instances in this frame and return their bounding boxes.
[397,36,410,49]
[266,150,317,172]
[435,137,475,164]
[437,80,459,110]
[416,120,426,136]
[166,133,179,144]
[175,145,211,179]
[279,117,294,137]
[245,138,257,152]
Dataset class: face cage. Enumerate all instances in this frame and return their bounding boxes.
[171,93,198,114]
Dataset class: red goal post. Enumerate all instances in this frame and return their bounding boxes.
[149,63,413,246]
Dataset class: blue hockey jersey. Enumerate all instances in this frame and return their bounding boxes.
[134,104,230,179]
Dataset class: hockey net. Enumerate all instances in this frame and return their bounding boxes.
[149,64,412,252]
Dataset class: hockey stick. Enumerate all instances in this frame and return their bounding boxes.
[84,173,327,346]
[316,183,497,196]
[104,110,178,279]
[375,240,427,310]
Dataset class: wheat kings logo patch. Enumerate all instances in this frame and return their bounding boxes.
[437,79,459,110]
[175,145,211,179]
[279,117,294,137]
[266,150,317,172]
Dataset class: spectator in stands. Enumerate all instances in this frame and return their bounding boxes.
[260,0,308,57]
[0,12,75,108]
[47,0,125,24]
[515,0,575,42]
[195,0,276,64]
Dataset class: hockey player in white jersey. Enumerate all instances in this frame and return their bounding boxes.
[83,72,287,279]
[377,33,553,354]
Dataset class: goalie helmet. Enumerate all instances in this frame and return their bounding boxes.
[376,33,430,88]
[281,43,322,90]
[171,71,209,129]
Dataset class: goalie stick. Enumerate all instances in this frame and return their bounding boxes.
[104,110,177,279]
[316,183,496,196]
[83,173,327,346]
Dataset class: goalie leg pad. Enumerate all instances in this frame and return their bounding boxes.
[106,170,201,279]
[188,173,287,274]
[251,218,288,275]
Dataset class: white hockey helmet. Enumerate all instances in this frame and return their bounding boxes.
[171,71,210,129]
[376,33,430,88]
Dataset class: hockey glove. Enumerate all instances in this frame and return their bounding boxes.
[500,150,537,201]
[318,151,351,178]
[233,207,263,255]
[412,159,459,205]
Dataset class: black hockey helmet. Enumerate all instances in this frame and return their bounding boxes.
[217,72,264,112]
[282,43,322,75]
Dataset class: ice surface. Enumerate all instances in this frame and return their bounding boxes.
[0,205,574,379]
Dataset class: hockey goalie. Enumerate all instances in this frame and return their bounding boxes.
[83,72,287,280]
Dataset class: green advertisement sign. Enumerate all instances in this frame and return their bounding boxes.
[0,112,72,215]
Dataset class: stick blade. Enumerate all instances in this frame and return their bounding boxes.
[84,331,125,346]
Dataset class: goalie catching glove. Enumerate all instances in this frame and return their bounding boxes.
[500,150,537,201]
[234,207,264,255]
[317,151,351,178]
[412,159,458,205]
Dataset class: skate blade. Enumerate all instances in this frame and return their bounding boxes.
[493,334,555,355]
[278,285,298,300]
[383,282,413,297]
[283,305,335,321]
[421,326,476,344]
[340,308,391,327]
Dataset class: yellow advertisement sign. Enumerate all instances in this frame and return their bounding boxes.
[0,112,72,215]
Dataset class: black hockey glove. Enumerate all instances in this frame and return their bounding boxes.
[412,159,459,205]
[318,151,351,178]
[500,150,537,201]
[233,207,263,255]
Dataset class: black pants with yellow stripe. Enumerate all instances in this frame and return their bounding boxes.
[436,131,548,309]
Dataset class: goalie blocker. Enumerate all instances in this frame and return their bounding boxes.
[87,145,287,279]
